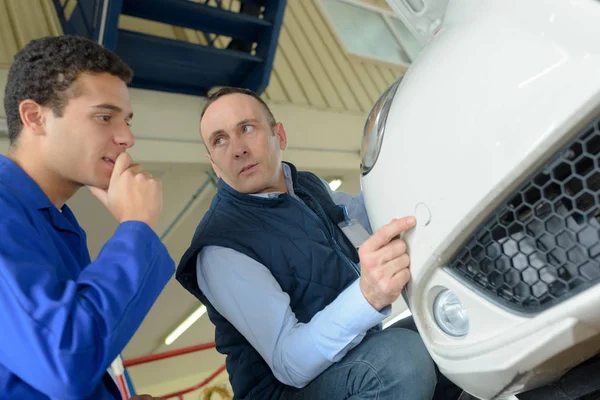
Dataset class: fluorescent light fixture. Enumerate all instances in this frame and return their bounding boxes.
[382,309,412,329]
[164,305,207,345]
[328,178,342,191]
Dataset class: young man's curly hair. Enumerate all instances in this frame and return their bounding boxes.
[3,35,133,144]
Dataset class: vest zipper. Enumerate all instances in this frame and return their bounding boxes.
[285,193,361,278]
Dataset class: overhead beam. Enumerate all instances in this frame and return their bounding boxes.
[1,137,360,171]
[127,86,367,154]
[1,68,367,172]
[129,136,360,170]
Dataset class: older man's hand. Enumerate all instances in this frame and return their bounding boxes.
[358,217,415,311]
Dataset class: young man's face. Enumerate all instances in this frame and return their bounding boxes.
[41,72,134,190]
[201,93,287,194]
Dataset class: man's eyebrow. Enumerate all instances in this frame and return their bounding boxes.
[91,104,134,119]
[206,118,262,144]
[237,118,260,126]
[207,129,225,145]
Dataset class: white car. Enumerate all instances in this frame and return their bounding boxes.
[361,0,600,399]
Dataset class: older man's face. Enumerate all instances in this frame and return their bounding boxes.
[201,93,287,194]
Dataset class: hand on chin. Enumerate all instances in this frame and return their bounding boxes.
[88,176,110,192]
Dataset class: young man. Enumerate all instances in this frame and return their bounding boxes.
[177,87,438,399]
[1,36,174,399]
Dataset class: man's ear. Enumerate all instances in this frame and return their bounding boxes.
[206,153,222,179]
[273,122,287,151]
[19,100,47,136]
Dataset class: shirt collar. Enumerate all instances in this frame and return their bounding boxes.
[250,163,297,199]
[0,154,55,210]
[0,155,82,234]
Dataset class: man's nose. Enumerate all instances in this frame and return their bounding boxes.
[232,138,249,158]
[114,124,135,149]
[234,149,248,158]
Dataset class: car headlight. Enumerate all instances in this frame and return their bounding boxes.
[433,289,469,337]
[361,78,402,176]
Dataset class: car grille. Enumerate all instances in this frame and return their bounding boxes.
[447,116,600,314]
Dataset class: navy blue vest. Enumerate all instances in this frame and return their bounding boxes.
[176,163,367,399]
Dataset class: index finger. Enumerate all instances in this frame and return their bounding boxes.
[361,217,416,252]
[110,152,133,184]
[127,163,144,174]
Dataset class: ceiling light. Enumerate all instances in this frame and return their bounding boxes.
[164,305,207,345]
[328,178,342,191]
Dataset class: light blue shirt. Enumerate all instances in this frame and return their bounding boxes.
[196,164,390,388]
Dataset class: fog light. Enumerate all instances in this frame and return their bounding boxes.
[433,290,469,337]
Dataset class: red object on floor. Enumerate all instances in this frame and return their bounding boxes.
[121,342,227,399]
[123,342,217,368]
[159,364,227,399]
[115,374,130,399]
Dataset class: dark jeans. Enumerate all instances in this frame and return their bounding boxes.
[279,317,463,400]
[280,325,437,400]
[390,317,464,400]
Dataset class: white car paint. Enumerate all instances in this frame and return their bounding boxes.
[362,0,600,398]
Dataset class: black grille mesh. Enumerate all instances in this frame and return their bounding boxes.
[447,117,600,314]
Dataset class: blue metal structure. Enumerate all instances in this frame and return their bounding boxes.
[52,0,287,96]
